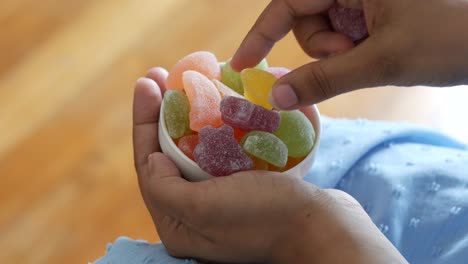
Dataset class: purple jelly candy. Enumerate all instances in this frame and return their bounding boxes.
[220,96,280,133]
[328,3,369,42]
[194,125,253,176]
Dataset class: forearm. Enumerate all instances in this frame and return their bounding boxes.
[271,192,408,264]
[274,224,408,264]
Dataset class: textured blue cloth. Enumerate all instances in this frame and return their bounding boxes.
[95,117,468,264]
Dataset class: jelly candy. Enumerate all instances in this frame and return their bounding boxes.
[251,155,269,171]
[194,125,253,176]
[178,135,199,161]
[267,67,290,79]
[234,128,248,142]
[274,111,315,158]
[221,59,268,94]
[166,51,221,90]
[212,79,243,98]
[241,68,277,109]
[220,96,280,133]
[183,70,223,131]
[241,131,288,168]
[328,3,368,42]
[163,90,190,139]
[271,157,304,172]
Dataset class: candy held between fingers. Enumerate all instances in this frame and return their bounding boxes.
[194,125,253,176]
[241,131,288,168]
[241,68,277,109]
[221,58,268,95]
[166,51,221,90]
[178,135,199,161]
[328,3,369,42]
[163,90,191,139]
[183,70,223,131]
[221,96,280,133]
[274,110,315,158]
[267,67,290,79]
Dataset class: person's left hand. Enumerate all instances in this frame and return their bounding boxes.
[132,67,407,264]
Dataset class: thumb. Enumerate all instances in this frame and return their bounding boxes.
[269,37,400,109]
[145,152,205,222]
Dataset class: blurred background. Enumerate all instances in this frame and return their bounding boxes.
[1,0,467,263]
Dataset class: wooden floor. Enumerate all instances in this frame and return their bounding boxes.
[1,1,467,263]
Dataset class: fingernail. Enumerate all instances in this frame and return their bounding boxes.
[270,84,298,109]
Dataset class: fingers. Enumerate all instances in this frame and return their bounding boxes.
[146,67,169,95]
[338,0,363,9]
[270,37,397,109]
[132,77,162,173]
[230,0,295,71]
[231,0,336,71]
[293,15,355,59]
[145,152,204,221]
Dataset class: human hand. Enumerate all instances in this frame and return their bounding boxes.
[132,67,408,263]
[231,0,468,110]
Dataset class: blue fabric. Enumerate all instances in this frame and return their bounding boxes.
[94,117,468,264]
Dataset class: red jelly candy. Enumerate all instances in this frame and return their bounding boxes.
[194,125,253,176]
[177,135,199,161]
[220,96,280,133]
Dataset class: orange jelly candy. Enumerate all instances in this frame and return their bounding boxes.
[178,135,199,161]
[166,51,221,90]
[183,70,223,131]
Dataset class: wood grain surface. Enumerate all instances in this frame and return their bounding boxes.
[1,1,467,263]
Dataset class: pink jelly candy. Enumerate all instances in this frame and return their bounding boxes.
[328,3,368,42]
[166,51,221,90]
[220,96,280,133]
[183,70,223,132]
[267,67,290,79]
[194,125,253,176]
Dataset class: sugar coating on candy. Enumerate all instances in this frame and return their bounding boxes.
[194,125,253,176]
[241,131,288,168]
[328,3,368,42]
[163,90,191,139]
[241,68,277,109]
[212,79,243,98]
[267,67,290,79]
[220,96,280,133]
[183,71,223,131]
[178,135,199,161]
[221,59,268,95]
[274,111,315,158]
[166,51,221,90]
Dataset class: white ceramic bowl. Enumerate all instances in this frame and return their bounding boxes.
[159,100,321,182]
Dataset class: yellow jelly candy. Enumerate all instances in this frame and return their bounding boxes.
[241,68,277,109]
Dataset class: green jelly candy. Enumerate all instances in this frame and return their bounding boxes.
[221,58,268,95]
[241,131,288,168]
[274,111,315,158]
[164,90,191,139]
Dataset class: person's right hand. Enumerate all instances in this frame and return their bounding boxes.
[231,0,468,110]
